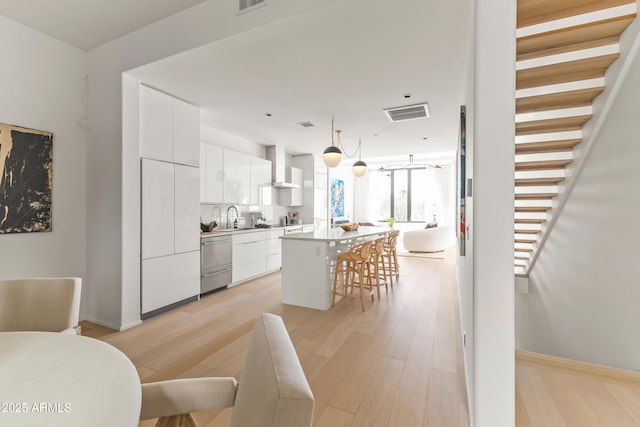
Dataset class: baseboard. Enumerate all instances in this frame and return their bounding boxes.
[516,350,640,387]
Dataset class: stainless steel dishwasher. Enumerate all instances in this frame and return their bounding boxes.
[201,233,232,295]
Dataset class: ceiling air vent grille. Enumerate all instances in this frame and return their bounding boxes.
[383,103,431,122]
[239,0,266,12]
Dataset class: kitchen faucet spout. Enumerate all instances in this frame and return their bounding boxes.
[226,205,239,229]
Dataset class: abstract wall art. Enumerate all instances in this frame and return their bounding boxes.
[457,106,466,256]
[0,123,53,234]
[330,178,345,218]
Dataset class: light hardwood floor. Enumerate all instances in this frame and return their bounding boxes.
[82,249,469,427]
[82,249,640,426]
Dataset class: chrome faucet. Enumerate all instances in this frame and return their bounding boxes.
[226,205,239,229]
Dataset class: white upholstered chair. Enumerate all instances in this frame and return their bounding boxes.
[140,313,315,427]
[403,225,453,253]
[0,277,82,334]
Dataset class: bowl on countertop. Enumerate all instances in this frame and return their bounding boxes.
[200,222,217,232]
[340,223,359,232]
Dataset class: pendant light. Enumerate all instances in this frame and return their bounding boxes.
[352,138,368,177]
[322,116,343,167]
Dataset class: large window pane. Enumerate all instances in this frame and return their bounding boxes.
[394,169,408,221]
[410,169,427,222]
[371,170,391,220]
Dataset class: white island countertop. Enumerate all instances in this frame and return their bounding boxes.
[280,226,389,242]
[280,226,391,310]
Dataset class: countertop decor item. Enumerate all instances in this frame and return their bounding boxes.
[340,223,359,232]
[200,221,217,232]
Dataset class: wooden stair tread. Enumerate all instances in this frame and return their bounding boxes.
[517,15,635,56]
[516,87,603,114]
[515,239,538,244]
[515,207,550,212]
[518,36,620,61]
[516,54,618,89]
[517,0,635,28]
[516,177,566,185]
[516,161,572,170]
[516,115,592,135]
[515,218,547,224]
[516,229,541,234]
[516,138,582,153]
[515,193,557,199]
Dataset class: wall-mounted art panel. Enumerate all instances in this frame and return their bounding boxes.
[0,123,53,234]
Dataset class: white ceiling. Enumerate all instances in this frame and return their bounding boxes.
[0,0,207,51]
[0,0,471,164]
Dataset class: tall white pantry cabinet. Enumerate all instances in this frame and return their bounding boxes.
[139,85,200,316]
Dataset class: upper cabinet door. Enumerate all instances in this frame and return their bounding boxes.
[200,143,207,202]
[205,144,224,203]
[236,152,251,205]
[173,98,200,167]
[223,149,238,204]
[141,159,175,259]
[174,164,200,254]
[140,86,173,162]
[250,157,272,205]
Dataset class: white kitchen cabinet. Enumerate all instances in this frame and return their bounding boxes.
[250,157,272,205]
[237,152,251,205]
[141,159,175,259]
[173,98,200,167]
[201,143,224,203]
[266,229,284,271]
[174,164,200,254]
[199,143,207,202]
[140,85,173,162]
[223,149,250,204]
[140,85,199,166]
[231,232,267,285]
[141,251,199,314]
[223,149,238,204]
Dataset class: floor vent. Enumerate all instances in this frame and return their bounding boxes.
[383,103,431,122]
[239,0,266,13]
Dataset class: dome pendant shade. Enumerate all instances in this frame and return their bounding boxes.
[323,145,343,167]
[352,160,368,177]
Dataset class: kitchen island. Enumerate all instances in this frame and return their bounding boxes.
[280,226,390,310]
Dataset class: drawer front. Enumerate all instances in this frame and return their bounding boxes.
[232,230,267,244]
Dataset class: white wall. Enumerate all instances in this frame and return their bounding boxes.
[85,0,334,328]
[0,16,88,316]
[516,22,640,372]
[457,1,516,425]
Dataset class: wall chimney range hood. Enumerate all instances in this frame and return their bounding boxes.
[266,145,299,189]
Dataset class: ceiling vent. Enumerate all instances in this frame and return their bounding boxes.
[239,0,266,13]
[383,103,431,122]
[297,121,315,128]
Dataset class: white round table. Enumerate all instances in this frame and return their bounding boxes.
[0,331,141,426]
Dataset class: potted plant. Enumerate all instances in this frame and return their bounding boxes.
[387,217,395,228]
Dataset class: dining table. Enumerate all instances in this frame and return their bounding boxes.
[0,331,141,426]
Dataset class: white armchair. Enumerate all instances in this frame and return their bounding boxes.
[140,313,315,427]
[403,225,453,253]
[0,277,82,334]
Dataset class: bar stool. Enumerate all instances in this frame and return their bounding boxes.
[364,236,388,298]
[381,230,400,287]
[331,240,374,312]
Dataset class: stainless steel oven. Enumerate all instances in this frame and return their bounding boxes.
[201,234,232,295]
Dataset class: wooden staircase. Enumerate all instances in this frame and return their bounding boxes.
[514,0,637,274]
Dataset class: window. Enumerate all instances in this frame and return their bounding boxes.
[374,168,430,222]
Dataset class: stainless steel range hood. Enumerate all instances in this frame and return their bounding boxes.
[266,145,299,189]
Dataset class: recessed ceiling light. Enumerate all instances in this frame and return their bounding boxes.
[404,94,411,99]
[265,113,272,117]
